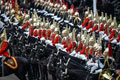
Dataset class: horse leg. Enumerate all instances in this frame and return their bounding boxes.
[27,64,34,80]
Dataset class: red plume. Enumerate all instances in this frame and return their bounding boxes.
[11,0,15,9]
[66,2,68,10]
[108,42,113,57]
[62,0,65,5]
[3,0,5,6]
[73,5,75,15]
[50,0,53,3]
[57,0,60,4]
[24,9,27,14]
[76,8,79,13]
[70,4,74,9]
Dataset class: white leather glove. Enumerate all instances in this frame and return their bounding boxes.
[111,39,117,44]
[45,40,53,46]
[104,36,109,40]
[40,37,46,41]
[70,50,76,56]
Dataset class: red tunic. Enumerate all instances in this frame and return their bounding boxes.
[53,35,61,46]
[91,24,98,32]
[0,42,10,57]
[108,30,116,39]
[22,21,30,30]
[47,30,52,40]
[33,30,38,37]
[96,23,103,32]
[22,25,27,30]
[52,33,56,43]
[30,26,34,36]
[80,45,86,54]
[66,42,76,53]
[82,18,89,27]
[43,29,47,39]
[104,24,108,35]
[86,21,94,30]
[38,29,42,39]
[75,42,83,53]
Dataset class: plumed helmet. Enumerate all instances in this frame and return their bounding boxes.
[99,12,104,21]
[11,9,15,14]
[103,48,109,56]
[74,12,79,17]
[54,24,60,34]
[50,20,56,30]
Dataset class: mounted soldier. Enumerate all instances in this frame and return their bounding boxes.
[0,28,10,61]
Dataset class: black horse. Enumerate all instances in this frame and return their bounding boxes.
[0,56,29,80]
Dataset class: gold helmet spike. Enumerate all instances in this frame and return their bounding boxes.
[72,28,76,42]
[80,30,83,38]
[94,9,98,20]
[0,28,7,42]
[47,18,50,26]
[85,7,90,17]
[110,14,112,22]
[54,21,57,28]
[47,18,49,23]
[91,10,93,18]
[114,17,117,27]
[105,13,107,21]
[65,24,69,34]
[84,31,87,39]
[87,7,90,14]
[98,36,102,46]
[54,23,60,34]
[101,12,104,18]
[99,12,104,21]
[86,33,90,45]
[43,17,45,27]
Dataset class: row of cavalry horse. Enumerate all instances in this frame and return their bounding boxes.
[0,24,98,80]
[0,2,120,79]
[0,14,99,80]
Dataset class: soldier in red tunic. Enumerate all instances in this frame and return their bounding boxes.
[116,24,120,42]
[85,10,94,30]
[50,20,57,41]
[108,17,117,41]
[66,28,77,53]
[61,25,69,48]
[91,10,99,32]
[0,28,10,59]
[81,7,90,28]
[45,18,51,40]
[52,24,61,46]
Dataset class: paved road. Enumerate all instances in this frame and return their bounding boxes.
[0,74,52,80]
[0,74,19,80]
